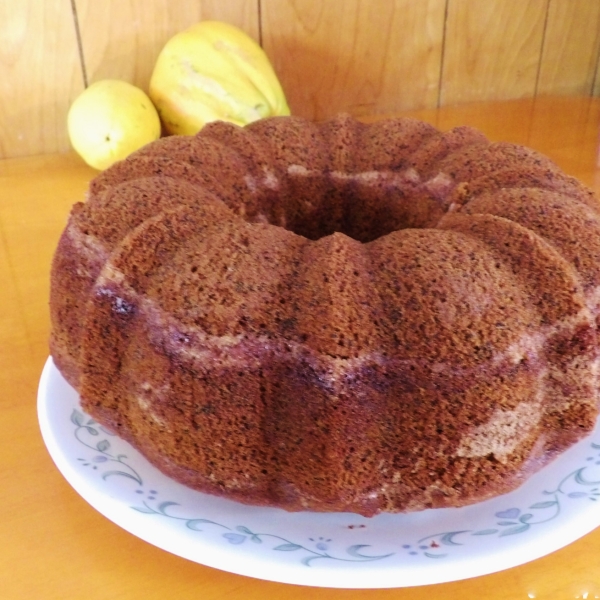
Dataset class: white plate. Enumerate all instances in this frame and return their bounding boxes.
[38,356,600,588]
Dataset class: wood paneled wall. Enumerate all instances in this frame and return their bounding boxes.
[2,0,600,159]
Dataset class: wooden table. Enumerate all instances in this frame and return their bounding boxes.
[3,96,600,599]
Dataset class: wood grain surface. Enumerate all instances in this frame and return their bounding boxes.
[261,0,446,119]
[74,0,259,92]
[537,0,600,97]
[0,1,83,158]
[1,1,600,155]
[440,0,548,105]
[2,96,600,600]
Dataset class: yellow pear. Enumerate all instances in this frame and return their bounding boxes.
[68,80,161,170]
[149,21,290,135]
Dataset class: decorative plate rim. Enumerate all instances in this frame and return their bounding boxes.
[38,357,600,588]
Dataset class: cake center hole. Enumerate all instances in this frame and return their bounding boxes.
[270,177,447,243]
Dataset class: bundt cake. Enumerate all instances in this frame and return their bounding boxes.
[50,114,600,516]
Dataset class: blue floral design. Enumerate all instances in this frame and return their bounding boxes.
[402,440,600,559]
[72,409,142,485]
[70,408,393,566]
[69,404,600,565]
[131,500,393,566]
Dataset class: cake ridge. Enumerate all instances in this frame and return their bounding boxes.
[92,252,598,393]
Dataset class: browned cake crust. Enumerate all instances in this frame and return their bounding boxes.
[49,114,600,516]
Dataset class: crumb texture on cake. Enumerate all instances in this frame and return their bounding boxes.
[49,114,600,516]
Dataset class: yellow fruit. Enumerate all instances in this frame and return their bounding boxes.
[149,21,290,135]
[68,80,161,170]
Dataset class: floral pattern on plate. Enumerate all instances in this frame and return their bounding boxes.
[39,358,600,588]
